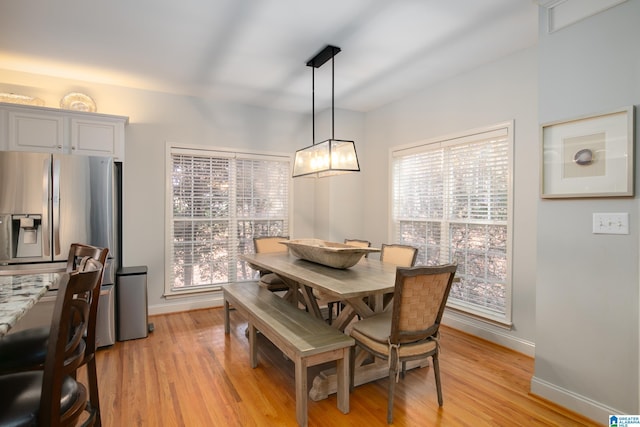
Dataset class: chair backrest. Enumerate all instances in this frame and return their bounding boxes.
[344,239,371,258]
[40,266,103,424]
[380,244,418,267]
[344,239,371,248]
[66,243,108,359]
[66,243,109,272]
[253,236,289,254]
[389,264,457,345]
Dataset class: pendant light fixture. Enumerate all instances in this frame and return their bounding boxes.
[292,45,360,178]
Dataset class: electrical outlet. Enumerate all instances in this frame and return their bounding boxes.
[592,213,629,234]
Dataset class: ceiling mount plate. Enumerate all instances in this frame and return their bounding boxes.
[306,45,341,68]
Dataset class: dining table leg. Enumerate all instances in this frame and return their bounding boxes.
[331,298,374,330]
[300,285,323,319]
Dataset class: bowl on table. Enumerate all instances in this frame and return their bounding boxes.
[280,239,380,269]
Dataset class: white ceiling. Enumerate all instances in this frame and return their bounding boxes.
[0,0,538,113]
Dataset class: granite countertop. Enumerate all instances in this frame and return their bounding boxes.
[0,272,60,336]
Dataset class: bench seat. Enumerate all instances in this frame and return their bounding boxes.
[223,282,354,427]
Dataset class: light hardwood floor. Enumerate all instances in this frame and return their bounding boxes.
[91,307,602,426]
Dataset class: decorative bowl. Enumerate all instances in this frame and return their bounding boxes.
[60,92,96,112]
[280,239,380,269]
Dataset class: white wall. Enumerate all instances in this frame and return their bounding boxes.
[533,0,640,419]
[0,70,317,313]
[363,47,539,353]
[310,108,367,242]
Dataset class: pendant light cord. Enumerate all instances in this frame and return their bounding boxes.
[309,45,338,146]
[312,66,315,146]
[332,54,335,140]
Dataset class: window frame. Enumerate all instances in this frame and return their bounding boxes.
[389,122,514,326]
[164,142,293,298]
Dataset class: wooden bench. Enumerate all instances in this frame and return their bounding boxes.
[223,282,354,427]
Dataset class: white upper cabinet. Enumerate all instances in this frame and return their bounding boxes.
[70,117,125,158]
[0,102,128,161]
[8,109,64,152]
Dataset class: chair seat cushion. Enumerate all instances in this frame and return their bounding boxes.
[259,273,283,285]
[0,326,49,373]
[258,273,290,291]
[350,312,437,358]
[0,371,81,426]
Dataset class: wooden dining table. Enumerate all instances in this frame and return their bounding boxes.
[244,252,396,327]
[241,252,428,401]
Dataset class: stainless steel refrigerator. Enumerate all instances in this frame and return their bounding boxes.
[0,150,119,346]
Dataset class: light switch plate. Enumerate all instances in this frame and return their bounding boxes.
[592,212,629,234]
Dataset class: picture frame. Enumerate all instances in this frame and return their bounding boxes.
[540,106,635,198]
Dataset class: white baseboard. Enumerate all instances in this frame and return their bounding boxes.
[530,376,619,423]
[149,294,224,316]
[150,297,536,356]
[442,311,535,357]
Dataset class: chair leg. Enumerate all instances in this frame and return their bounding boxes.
[87,358,102,426]
[388,360,397,424]
[433,353,443,406]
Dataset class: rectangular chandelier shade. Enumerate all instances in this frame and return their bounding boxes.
[293,45,360,178]
[292,138,359,178]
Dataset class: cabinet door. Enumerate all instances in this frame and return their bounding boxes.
[0,109,7,150]
[70,118,124,159]
[8,110,64,152]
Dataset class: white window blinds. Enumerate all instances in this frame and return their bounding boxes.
[167,148,290,295]
[391,123,512,323]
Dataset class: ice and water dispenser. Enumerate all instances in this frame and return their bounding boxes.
[0,214,43,261]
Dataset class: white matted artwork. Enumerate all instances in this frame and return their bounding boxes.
[541,106,635,198]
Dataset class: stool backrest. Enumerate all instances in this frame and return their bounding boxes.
[41,266,102,424]
[66,243,108,358]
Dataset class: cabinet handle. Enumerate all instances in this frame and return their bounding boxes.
[71,146,76,150]
[57,145,62,149]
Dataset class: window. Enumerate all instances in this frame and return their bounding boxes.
[166,146,290,296]
[391,122,513,324]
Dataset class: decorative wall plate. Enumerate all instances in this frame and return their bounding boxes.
[60,92,96,112]
[0,93,45,106]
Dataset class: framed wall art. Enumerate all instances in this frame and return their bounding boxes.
[540,106,635,198]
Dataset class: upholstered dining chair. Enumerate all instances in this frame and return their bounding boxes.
[380,243,418,267]
[378,243,419,311]
[349,264,457,424]
[253,236,290,292]
[0,264,104,426]
[0,243,108,426]
[344,238,372,256]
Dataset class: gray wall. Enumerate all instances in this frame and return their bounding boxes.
[363,47,539,354]
[312,108,367,243]
[533,1,640,419]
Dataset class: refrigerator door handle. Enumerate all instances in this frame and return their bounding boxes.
[52,158,61,257]
[42,158,51,257]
